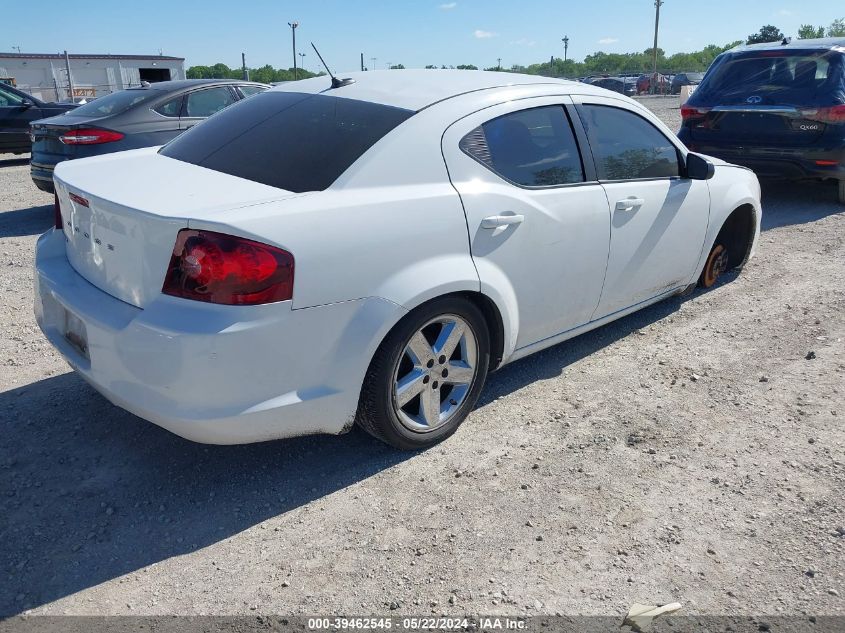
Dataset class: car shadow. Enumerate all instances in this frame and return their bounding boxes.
[0,204,52,238]
[0,373,411,615]
[0,155,29,168]
[760,179,843,231]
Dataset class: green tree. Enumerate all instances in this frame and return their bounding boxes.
[456,64,478,70]
[389,64,405,69]
[797,24,825,39]
[425,64,438,69]
[186,65,211,79]
[828,18,845,37]
[746,25,784,44]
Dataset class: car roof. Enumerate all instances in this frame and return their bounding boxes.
[129,79,268,92]
[269,69,605,111]
[728,36,845,54]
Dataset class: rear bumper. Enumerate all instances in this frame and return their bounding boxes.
[34,229,405,444]
[678,132,845,180]
[31,161,56,193]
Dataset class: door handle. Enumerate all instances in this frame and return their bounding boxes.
[481,214,525,229]
[615,197,645,212]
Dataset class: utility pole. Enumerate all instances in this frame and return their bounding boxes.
[652,0,663,93]
[64,50,74,100]
[371,57,377,71]
[497,57,502,71]
[12,46,21,54]
[299,52,306,73]
[562,36,569,63]
[360,53,365,71]
[288,21,299,80]
[550,55,555,77]
[242,52,249,81]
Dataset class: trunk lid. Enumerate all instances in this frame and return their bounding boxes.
[30,113,111,161]
[54,147,301,308]
[689,106,828,146]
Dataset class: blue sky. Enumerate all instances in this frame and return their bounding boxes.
[7,1,844,71]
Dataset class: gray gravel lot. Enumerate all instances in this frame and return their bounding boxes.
[1,97,843,618]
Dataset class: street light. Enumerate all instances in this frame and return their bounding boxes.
[288,21,299,80]
[299,52,306,73]
[562,36,569,63]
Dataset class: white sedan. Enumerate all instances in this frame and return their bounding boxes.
[35,71,761,450]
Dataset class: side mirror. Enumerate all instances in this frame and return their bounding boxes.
[686,152,715,180]
[20,97,35,109]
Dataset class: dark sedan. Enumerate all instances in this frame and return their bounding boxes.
[670,72,704,94]
[590,76,637,96]
[30,79,269,192]
[0,83,78,154]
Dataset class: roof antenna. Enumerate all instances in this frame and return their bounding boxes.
[311,42,355,88]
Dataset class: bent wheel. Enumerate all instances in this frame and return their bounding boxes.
[357,297,490,450]
[699,243,729,288]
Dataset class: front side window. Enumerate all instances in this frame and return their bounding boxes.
[460,105,585,187]
[160,91,413,192]
[184,87,236,117]
[0,86,24,106]
[578,105,680,180]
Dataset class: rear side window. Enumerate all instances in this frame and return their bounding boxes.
[154,96,182,117]
[460,105,585,186]
[238,85,266,98]
[185,87,236,117]
[579,105,680,180]
[160,91,413,192]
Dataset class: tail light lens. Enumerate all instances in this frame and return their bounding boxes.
[58,128,125,145]
[162,229,294,306]
[680,105,711,123]
[54,193,62,230]
[799,105,845,124]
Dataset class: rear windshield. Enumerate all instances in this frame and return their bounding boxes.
[159,91,414,192]
[70,89,159,117]
[694,50,845,104]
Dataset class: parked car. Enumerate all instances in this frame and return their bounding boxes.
[590,76,637,96]
[30,79,270,192]
[35,70,761,450]
[637,73,670,94]
[0,83,78,154]
[670,72,705,94]
[678,37,845,203]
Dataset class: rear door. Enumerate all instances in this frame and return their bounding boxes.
[179,86,238,130]
[442,97,612,349]
[572,96,709,319]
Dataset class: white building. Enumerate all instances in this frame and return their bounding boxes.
[0,52,185,102]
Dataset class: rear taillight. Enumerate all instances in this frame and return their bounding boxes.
[58,128,125,145]
[680,105,711,122]
[162,229,294,306]
[799,105,845,124]
[54,193,62,230]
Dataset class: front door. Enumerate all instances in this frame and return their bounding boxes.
[442,98,612,349]
[572,97,710,319]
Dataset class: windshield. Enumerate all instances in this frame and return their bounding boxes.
[159,91,414,192]
[693,49,845,104]
[69,89,159,117]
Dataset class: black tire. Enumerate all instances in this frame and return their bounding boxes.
[356,295,490,450]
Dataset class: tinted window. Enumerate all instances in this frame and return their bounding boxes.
[0,86,24,106]
[160,91,413,193]
[71,89,157,116]
[579,105,679,180]
[696,50,844,102]
[460,106,584,186]
[238,85,266,98]
[185,87,236,117]
[154,96,182,117]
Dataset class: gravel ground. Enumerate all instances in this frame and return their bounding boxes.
[1,99,844,619]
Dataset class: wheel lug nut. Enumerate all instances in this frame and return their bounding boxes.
[438,355,447,364]
[426,359,435,368]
